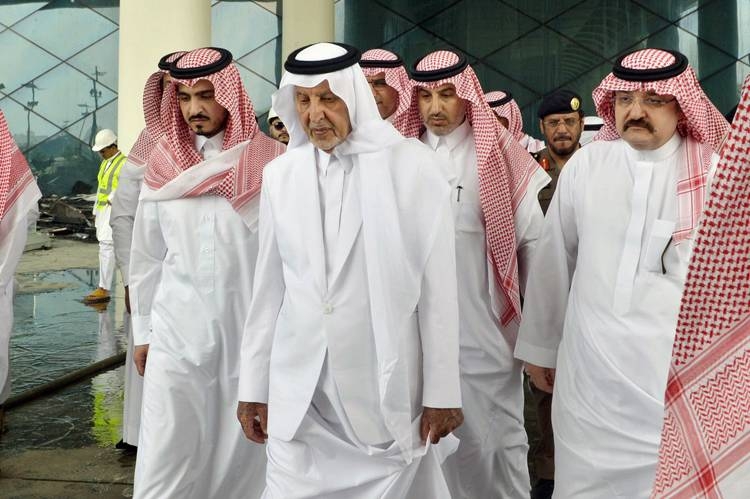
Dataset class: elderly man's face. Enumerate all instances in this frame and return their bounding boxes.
[539,111,583,156]
[418,83,467,136]
[268,117,289,144]
[366,72,399,119]
[295,80,352,152]
[177,79,228,138]
[614,90,681,150]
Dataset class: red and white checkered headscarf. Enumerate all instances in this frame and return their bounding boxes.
[651,75,750,499]
[593,48,730,243]
[144,48,284,212]
[360,49,413,134]
[485,90,524,140]
[403,50,541,324]
[0,110,35,222]
[128,51,186,167]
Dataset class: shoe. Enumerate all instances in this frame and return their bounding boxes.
[115,439,137,453]
[531,479,554,499]
[84,287,110,304]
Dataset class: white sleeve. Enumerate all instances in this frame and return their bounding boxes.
[418,197,462,408]
[514,167,548,296]
[515,160,580,368]
[0,205,37,294]
[129,195,167,345]
[109,164,142,286]
[238,183,285,404]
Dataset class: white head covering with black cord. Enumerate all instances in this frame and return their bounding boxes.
[274,42,456,462]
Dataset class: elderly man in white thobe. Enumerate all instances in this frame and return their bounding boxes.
[400,50,548,499]
[129,47,284,498]
[236,42,463,499]
[515,48,729,498]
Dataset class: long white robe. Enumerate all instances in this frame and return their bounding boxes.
[0,183,40,404]
[515,134,718,498]
[421,121,548,498]
[109,159,144,445]
[130,144,266,498]
[239,140,461,498]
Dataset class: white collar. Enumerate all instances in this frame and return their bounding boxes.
[194,130,226,155]
[624,131,683,163]
[315,146,353,175]
[423,118,472,151]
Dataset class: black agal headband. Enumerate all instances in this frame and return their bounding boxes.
[359,54,404,69]
[169,48,234,79]
[158,51,183,71]
[487,92,514,108]
[612,49,688,82]
[410,52,468,82]
[284,43,361,75]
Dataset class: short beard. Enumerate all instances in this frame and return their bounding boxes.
[549,141,578,157]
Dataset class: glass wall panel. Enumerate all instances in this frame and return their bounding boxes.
[338,0,746,134]
[0,1,119,196]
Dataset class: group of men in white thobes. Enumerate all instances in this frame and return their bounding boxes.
[85,38,745,499]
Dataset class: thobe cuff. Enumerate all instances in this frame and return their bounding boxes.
[131,314,152,345]
[422,368,462,408]
[120,263,130,287]
[237,371,268,404]
[514,339,557,368]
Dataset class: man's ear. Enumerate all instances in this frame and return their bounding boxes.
[538,119,544,135]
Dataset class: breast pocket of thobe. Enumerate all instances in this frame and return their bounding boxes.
[454,186,484,233]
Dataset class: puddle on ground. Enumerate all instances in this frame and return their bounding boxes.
[2,269,128,454]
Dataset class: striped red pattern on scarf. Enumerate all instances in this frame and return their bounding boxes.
[360,49,413,134]
[592,48,728,243]
[0,110,34,222]
[651,75,750,499]
[484,90,524,142]
[144,48,284,211]
[129,52,186,167]
[403,50,540,324]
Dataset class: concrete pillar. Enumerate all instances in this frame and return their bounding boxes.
[117,0,210,153]
[281,0,335,61]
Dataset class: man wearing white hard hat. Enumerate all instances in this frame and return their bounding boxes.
[86,128,125,304]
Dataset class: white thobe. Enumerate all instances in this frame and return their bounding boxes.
[515,134,719,498]
[110,152,146,446]
[519,133,545,154]
[421,120,547,498]
[0,183,40,403]
[239,140,461,498]
[130,131,265,499]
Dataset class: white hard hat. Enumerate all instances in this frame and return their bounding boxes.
[91,129,117,152]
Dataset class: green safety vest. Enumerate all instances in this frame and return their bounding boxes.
[95,152,126,211]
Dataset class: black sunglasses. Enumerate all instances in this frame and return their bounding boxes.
[271,121,286,131]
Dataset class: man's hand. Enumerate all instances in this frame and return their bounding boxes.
[237,402,268,444]
[420,407,464,444]
[134,344,149,376]
[525,363,556,393]
[124,285,131,314]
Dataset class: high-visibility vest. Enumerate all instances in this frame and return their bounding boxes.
[95,151,126,211]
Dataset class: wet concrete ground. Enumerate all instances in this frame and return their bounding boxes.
[1,241,135,498]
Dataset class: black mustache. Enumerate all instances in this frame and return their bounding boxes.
[553,135,572,141]
[189,114,210,121]
[624,119,654,132]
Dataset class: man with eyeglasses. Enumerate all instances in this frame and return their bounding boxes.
[534,89,584,215]
[515,48,729,498]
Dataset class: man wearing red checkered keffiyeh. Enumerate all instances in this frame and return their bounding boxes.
[0,110,41,422]
[651,74,750,499]
[403,49,549,499]
[360,48,413,134]
[128,47,283,499]
[109,51,184,454]
[515,48,730,498]
[484,90,545,153]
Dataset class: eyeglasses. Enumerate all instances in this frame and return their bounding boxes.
[271,121,286,131]
[543,117,580,129]
[614,94,676,109]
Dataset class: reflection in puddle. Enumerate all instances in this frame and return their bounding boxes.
[3,269,128,454]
